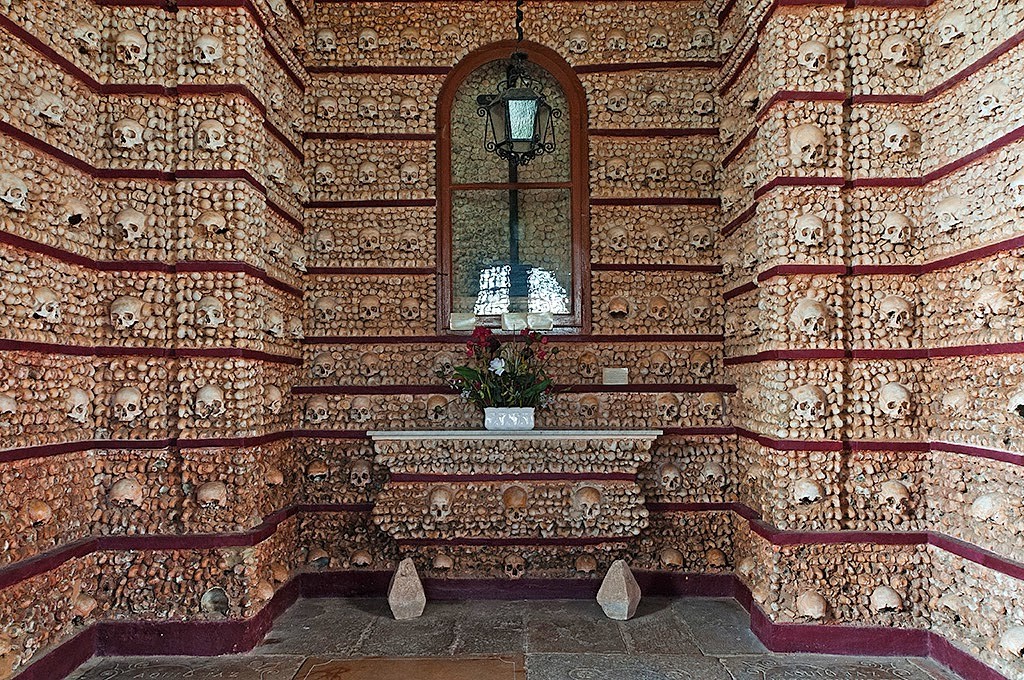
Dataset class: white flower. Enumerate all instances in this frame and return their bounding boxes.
[489,358,506,376]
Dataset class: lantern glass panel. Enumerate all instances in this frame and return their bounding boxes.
[507,98,538,141]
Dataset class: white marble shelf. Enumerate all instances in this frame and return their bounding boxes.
[367,430,663,441]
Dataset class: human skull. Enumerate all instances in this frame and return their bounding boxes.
[439,23,460,46]
[109,477,143,507]
[689,226,713,252]
[648,295,671,321]
[357,27,379,51]
[110,295,144,330]
[312,229,335,254]
[605,158,628,181]
[357,162,378,185]
[870,585,903,613]
[348,395,372,423]
[656,394,680,421]
[265,385,283,415]
[579,395,601,420]
[575,352,598,380]
[399,297,420,320]
[660,547,685,569]
[646,25,669,49]
[398,26,421,51]
[691,161,714,185]
[194,384,226,419]
[112,386,143,422]
[428,486,453,521]
[935,196,966,232]
[977,81,1011,119]
[112,119,145,149]
[941,388,969,416]
[0,393,15,424]
[701,461,726,487]
[314,28,337,53]
[193,34,223,65]
[502,485,529,523]
[740,87,760,111]
[30,287,62,323]
[883,122,912,154]
[689,350,713,379]
[606,89,629,113]
[400,162,420,185]
[314,296,337,324]
[937,11,966,47]
[794,478,823,504]
[649,350,673,377]
[267,84,285,111]
[197,210,228,237]
[794,213,825,248]
[789,124,826,168]
[394,98,420,123]
[606,28,628,51]
[358,294,382,320]
[880,34,914,67]
[315,162,336,187]
[25,499,53,525]
[879,480,911,514]
[357,96,379,120]
[304,397,330,425]
[645,91,668,112]
[1007,169,1024,210]
[970,492,1012,525]
[608,296,630,319]
[999,627,1024,658]
[789,298,829,337]
[310,352,336,379]
[290,245,307,272]
[316,96,338,120]
[741,162,758,189]
[196,481,228,508]
[358,352,381,380]
[646,160,668,184]
[425,394,448,422]
[357,227,381,251]
[266,158,286,185]
[115,29,147,65]
[720,116,739,146]
[658,462,682,492]
[797,40,829,72]
[73,21,101,52]
[567,28,591,54]
[195,296,225,328]
[689,296,712,323]
[880,212,911,244]
[692,92,715,116]
[195,119,227,151]
[879,295,913,331]
[796,591,827,620]
[878,382,912,421]
[349,459,372,488]
[503,554,526,579]
[33,91,66,126]
[113,208,145,244]
[646,224,669,251]
[575,554,598,574]
[573,486,602,521]
[699,393,724,420]
[790,384,826,423]
[288,317,304,339]
[719,31,736,55]
[690,27,714,50]
[0,172,32,217]
[973,285,1010,324]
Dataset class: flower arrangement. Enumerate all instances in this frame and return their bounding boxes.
[439,327,558,409]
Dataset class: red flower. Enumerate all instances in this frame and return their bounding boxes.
[537,350,547,360]
[540,336,549,344]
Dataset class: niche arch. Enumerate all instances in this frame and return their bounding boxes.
[436,40,590,334]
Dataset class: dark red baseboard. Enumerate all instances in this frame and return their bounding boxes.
[13,572,1010,680]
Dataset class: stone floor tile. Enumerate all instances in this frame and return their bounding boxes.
[293,655,525,680]
[451,600,528,655]
[618,598,702,655]
[720,654,946,679]
[525,600,628,654]
[353,602,462,656]
[67,655,306,680]
[255,598,381,656]
[525,653,733,680]
[670,598,768,655]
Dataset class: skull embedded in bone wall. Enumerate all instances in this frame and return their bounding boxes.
[882,122,912,154]
[313,229,335,254]
[690,160,714,185]
[878,480,911,515]
[567,28,591,54]
[790,384,827,424]
[608,296,630,319]
[573,486,602,522]
[870,585,903,613]
[109,477,143,507]
[33,91,66,126]
[797,591,827,620]
[605,158,628,182]
[265,385,283,415]
[937,11,966,48]
[655,394,680,421]
[196,481,228,508]
[31,287,62,323]
[358,227,381,252]
[606,29,628,51]
[502,485,529,523]
[789,124,826,168]
[645,91,668,112]
[646,24,669,49]
[648,295,671,321]
[794,213,826,248]
[0,173,29,212]
[606,88,629,113]
[115,29,147,66]
[690,226,713,251]
[112,119,145,149]
[193,34,223,65]
[797,40,829,72]
[112,386,144,422]
[348,395,372,423]
[195,119,227,151]
[197,210,228,238]
[977,81,1011,120]
[699,393,724,420]
[789,298,829,338]
[878,294,914,332]
[690,27,713,50]
[357,96,379,120]
[649,350,673,377]
[194,384,226,419]
[794,478,823,504]
[504,554,526,579]
[692,92,714,116]
[400,162,421,185]
[646,160,668,185]
[195,296,225,329]
[425,395,448,422]
[73,21,101,53]
[973,285,1010,326]
[290,245,307,272]
[314,28,337,53]
[428,486,453,521]
[349,459,372,488]
[689,350,714,379]
[316,96,338,120]
[398,97,420,121]
[357,162,378,185]
[305,396,329,424]
[439,23,460,47]
[398,26,421,51]
[66,387,90,424]
[659,462,682,491]
[357,28,379,51]
[114,208,146,244]
[315,163,336,187]
[314,296,338,324]
[310,352,336,379]
[880,34,915,67]
[359,295,382,321]
[935,196,966,233]
[110,295,144,330]
[877,382,912,421]
[880,212,912,245]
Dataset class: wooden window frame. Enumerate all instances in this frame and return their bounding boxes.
[436,40,591,335]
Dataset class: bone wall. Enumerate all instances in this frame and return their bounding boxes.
[0,0,1023,677]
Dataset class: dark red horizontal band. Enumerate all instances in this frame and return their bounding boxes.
[388,472,636,483]
[0,339,299,364]
[721,126,757,169]
[721,204,757,239]
[291,383,735,395]
[722,281,757,301]
[725,341,1024,365]
[724,349,847,365]
[395,536,628,547]
[307,65,450,76]
[303,334,725,344]
[591,263,722,273]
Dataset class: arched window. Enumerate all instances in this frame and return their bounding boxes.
[437,41,590,334]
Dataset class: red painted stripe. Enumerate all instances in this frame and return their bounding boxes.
[721,204,757,238]
[302,334,726,344]
[389,472,636,483]
[721,126,757,169]
[722,281,757,301]
[291,383,735,395]
[395,536,627,547]
[0,339,299,364]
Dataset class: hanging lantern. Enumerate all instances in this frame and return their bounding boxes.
[477,52,559,167]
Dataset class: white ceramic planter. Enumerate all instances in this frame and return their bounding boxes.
[483,407,535,431]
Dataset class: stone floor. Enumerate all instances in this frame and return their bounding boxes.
[69,597,963,680]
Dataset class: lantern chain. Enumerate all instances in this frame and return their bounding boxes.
[515,0,524,42]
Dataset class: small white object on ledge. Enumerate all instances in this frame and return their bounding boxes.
[603,368,628,385]
[484,406,535,431]
[449,313,477,331]
[501,313,528,331]
[527,312,553,330]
